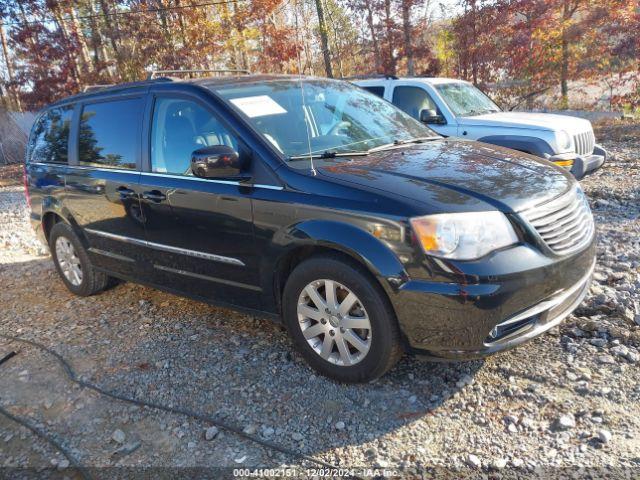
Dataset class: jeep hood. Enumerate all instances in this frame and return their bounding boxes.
[457,111,592,134]
[316,139,574,213]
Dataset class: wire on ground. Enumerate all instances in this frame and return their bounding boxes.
[0,333,361,479]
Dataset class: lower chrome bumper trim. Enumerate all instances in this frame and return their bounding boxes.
[485,258,596,346]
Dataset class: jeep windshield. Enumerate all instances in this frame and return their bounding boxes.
[435,82,501,117]
[212,78,438,160]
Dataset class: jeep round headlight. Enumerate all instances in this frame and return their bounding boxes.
[410,211,518,260]
[556,130,573,151]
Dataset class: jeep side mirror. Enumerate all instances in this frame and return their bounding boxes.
[191,145,246,180]
[420,109,446,125]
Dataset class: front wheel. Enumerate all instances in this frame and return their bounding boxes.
[282,255,403,383]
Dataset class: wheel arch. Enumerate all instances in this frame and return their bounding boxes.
[40,197,82,244]
[476,134,554,158]
[266,220,408,315]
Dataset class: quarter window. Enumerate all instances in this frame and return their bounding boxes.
[79,98,143,169]
[392,86,439,121]
[151,98,238,176]
[28,106,73,164]
[362,86,385,98]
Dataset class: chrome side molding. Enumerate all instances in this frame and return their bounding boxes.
[85,228,245,267]
[28,163,284,190]
[142,172,284,190]
[154,264,261,292]
[88,247,135,263]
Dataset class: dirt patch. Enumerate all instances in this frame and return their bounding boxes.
[0,164,23,187]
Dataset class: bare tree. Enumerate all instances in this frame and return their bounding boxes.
[315,0,334,77]
[0,19,20,110]
[401,0,414,75]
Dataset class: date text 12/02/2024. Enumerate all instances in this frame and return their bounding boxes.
[233,467,400,477]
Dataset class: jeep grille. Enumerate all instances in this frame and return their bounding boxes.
[573,130,595,156]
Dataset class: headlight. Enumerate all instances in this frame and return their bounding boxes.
[410,211,518,260]
[555,130,573,151]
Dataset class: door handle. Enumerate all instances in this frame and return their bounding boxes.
[116,186,136,198]
[142,190,167,202]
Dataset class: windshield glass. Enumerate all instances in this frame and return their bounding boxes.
[212,79,436,158]
[435,82,500,117]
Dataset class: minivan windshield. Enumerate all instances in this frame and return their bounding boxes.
[435,82,501,117]
[212,79,437,159]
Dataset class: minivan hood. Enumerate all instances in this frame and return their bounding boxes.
[457,111,592,134]
[317,140,573,213]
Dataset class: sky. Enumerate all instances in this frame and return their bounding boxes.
[432,0,465,20]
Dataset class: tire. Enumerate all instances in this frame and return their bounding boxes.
[49,222,110,296]
[282,255,403,383]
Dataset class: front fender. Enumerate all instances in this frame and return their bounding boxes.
[262,219,409,312]
[477,135,554,158]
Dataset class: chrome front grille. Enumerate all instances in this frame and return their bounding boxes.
[521,187,594,256]
[573,130,595,156]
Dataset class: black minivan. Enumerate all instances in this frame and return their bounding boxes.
[25,74,596,382]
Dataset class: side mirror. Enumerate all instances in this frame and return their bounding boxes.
[419,109,446,125]
[191,145,244,179]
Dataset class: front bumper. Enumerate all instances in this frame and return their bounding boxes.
[549,144,607,180]
[390,238,596,360]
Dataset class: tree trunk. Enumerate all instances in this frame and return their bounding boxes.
[87,0,112,78]
[70,7,92,74]
[470,0,477,84]
[364,0,381,73]
[384,0,395,75]
[175,0,189,49]
[232,0,249,70]
[314,0,333,77]
[98,0,122,76]
[0,20,20,110]
[156,0,172,49]
[50,6,83,89]
[401,0,413,76]
[560,1,570,109]
[326,5,345,77]
[220,1,240,69]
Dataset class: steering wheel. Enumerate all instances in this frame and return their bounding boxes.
[327,121,351,137]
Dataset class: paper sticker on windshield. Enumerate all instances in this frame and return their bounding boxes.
[230,95,287,118]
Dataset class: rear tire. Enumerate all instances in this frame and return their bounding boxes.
[49,222,109,296]
[282,255,403,383]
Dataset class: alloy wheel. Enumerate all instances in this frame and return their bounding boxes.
[297,279,371,366]
[55,236,83,286]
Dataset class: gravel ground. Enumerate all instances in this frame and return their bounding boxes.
[0,122,639,478]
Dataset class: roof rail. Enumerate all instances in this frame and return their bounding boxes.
[342,74,398,81]
[82,84,113,93]
[147,69,251,80]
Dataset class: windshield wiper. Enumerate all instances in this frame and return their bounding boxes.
[288,150,370,161]
[288,136,440,160]
[368,136,440,153]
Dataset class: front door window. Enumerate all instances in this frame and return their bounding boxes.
[392,86,440,121]
[151,98,238,176]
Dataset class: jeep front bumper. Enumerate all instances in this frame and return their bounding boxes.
[548,144,607,180]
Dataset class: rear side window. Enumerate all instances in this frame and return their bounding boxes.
[79,98,143,169]
[362,86,385,98]
[27,106,73,164]
[392,86,438,120]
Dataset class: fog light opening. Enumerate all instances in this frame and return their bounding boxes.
[553,159,574,168]
[485,315,539,343]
